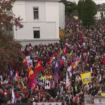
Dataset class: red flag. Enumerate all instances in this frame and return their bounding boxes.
[28,64,36,80]
[14,70,19,81]
[49,56,54,66]
[85,55,88,63]
[28,79,32,89]
[31,80,37,89]
[34,61,42,73]
[64,47,67,55]
[23,57,27,65]
[28,79,37,89]
[60,58,63,68]
[103,56,105,65]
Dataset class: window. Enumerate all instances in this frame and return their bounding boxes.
[33,27,40,38]
[33,7,39,19]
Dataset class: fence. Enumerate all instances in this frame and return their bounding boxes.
[84,95,105,105]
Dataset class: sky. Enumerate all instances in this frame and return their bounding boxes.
[67,0,105,4]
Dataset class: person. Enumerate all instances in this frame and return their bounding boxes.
[16,96,22,103]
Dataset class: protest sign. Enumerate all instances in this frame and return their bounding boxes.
[26,56,30,61]
[38,78,44,86]
[45,80,50,89]
[80,72,91,84]
[27,60,33,67]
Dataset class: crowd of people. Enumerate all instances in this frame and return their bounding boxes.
[0,19,105,105]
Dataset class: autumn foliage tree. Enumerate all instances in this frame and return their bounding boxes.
[0,0,26,74]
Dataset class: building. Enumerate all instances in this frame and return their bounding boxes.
[59,2,65,29]
[95,5,105,20]
[12,0,65,46]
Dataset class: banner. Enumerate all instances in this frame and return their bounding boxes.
[80,72,91,84]
[97,99,103,105]
[33,102,62,105]
[84,95,104,105]
[45,80,50,89]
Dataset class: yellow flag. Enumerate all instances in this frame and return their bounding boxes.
[80,72,91,84]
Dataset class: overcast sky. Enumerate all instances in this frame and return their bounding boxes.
[67,0,105,4]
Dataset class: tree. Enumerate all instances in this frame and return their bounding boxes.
[61,0,78,16]
[0,0,25,74]
[78,0,84,19]
[82,0,96,26]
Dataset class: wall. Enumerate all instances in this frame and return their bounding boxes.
[15,22,56,39]
[59,2,65,29]
[46,2,59,38]
[25,1,46,22]
[12,1,26,22]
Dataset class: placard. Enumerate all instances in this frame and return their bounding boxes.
[45,80,50,90]
[26,56,30,61]
[27,60,33,67]
[97,99,103,105]
[38,78,44,86]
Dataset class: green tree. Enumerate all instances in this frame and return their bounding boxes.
[82,0,96,27]
[61,0,78,16]
[78,0,84,19]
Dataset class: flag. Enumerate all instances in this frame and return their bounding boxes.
[34,61,42,73]
[64,47,67,55]
[55,62,60,73]
[54,73,58,84]
[52,59,56,68]
[28,79,38,89]
[60,48,63,55]
[9,68,15,83]
[14,70,19,81]
[85,55,88,63]
[12,89,15,104]
[28,64,36,80]
[66,72,70,89]
[23,57,27,65]
[86,98,94,104]
[69,50,73,56]
[31,79,37,89]
[72,62,77,69]
[21,81,24,90]
[28,79,32,89]
[49,56,54,66]
[33,78,38,86]
[103,56,105,65]
[60,58,63,68]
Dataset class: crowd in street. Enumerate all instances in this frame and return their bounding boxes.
[0,19,105,105]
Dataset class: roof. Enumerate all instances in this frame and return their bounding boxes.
[97,5,105,11]
[17,0,61,1]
